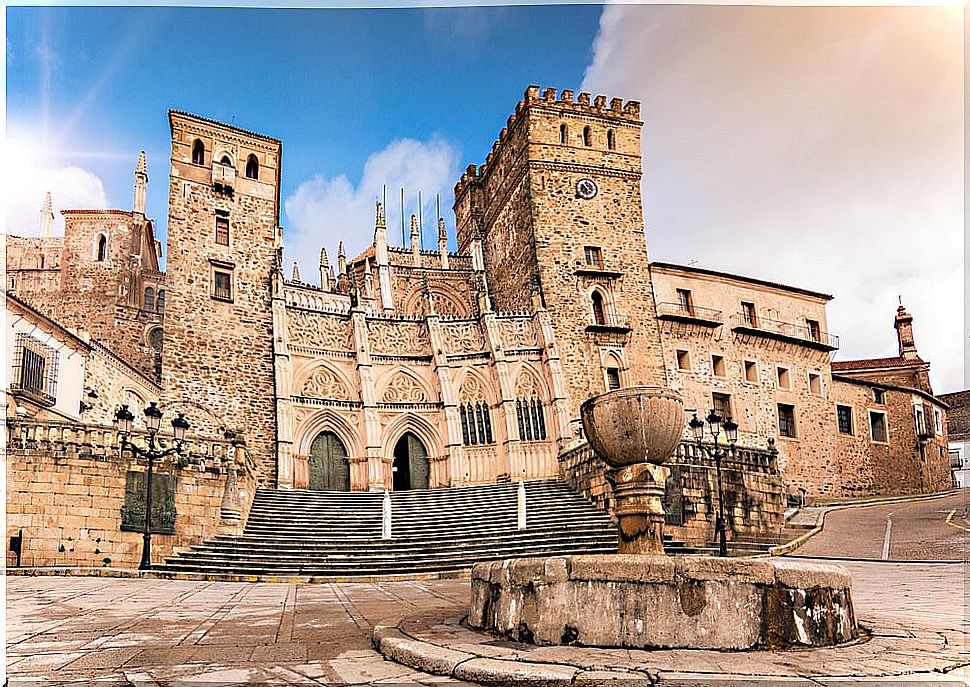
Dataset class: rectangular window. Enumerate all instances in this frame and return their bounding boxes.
[711,355,726,378]
[12,333,58,405]
[806,319,821,342]
[778,403,796,438]
[914,405,927,436]
[215,216,230,246]
[743,360,758,383]
[212,269,233,301]
[808,372,822,395]
[606,367,621,390]
[934,408,943,435]
[676,350,691,370]
[741,301,758,327]
[676,288,694,314]
[869,410,888,443]
[712,393,732,421]
[776,366,791,390]
[872,388,885,404]
[836,405,853,435]
[951,450,963,469]
[584,246,604,270]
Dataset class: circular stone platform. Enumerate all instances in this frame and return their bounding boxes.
[469,555,856,651]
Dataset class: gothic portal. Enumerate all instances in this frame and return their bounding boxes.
[392,433,429,491]
[308,431,350,491]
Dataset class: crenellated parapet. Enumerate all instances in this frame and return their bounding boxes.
[454,84,641,200]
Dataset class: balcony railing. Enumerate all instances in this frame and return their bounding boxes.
[730,313,839,351]
[656,302,724,327]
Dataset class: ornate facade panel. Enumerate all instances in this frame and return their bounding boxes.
[498,317,538,348]
[300,366,353,401]
[381,371,430,403]
[287,310,354,351]
[368,320,430,356]
[441,321,486,354]
[458,371,490,403]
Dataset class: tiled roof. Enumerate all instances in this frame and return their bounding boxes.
[650,262,833,301]
[831,356,924,371]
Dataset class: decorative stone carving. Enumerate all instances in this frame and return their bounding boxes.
[289,311,353,351]
[381,372,428,403]
[515,369,543,398]
[499,318,538,348]
[369,321,429,356]
[442,321,485,354]
[459,373,488,403]
[301,367,351,400]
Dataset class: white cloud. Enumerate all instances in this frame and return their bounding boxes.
[283,136,461,282]
[582,5,963,392]
[5,139,109,236]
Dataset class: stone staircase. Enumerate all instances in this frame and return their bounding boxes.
[158,481,623,577]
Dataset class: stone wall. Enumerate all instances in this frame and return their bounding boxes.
[5,419,256,569]
[559,441,785,546]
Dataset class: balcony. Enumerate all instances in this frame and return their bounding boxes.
[212,162,236,195]
[656,302,723,328]
[730,313,839,351]
[585,313,632,334]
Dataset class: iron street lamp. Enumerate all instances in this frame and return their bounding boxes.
[115,402,190,570]
[688,410,738,557]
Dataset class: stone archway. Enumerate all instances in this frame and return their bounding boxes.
[392,432,429,491]
[308,431,350,491]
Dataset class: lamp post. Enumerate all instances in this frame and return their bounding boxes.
[688,410,738,557]
[115,402,190,570]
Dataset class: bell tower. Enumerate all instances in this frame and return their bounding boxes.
[455,86,667,428]
[162,111,283,485]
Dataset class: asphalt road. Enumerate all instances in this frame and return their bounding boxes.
[795,490,968,561]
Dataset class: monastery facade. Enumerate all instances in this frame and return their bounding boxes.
[6,85,953,502]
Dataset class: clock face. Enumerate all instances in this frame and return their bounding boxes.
[576,178,598,200]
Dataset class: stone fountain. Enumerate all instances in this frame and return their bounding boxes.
[468,386,858,651]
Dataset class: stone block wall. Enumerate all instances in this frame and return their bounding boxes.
[5,419,256,569]
[559,441,785,546]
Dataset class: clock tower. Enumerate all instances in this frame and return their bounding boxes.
[454,85,667,432]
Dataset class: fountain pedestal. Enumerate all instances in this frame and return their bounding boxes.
[607,463,669,555]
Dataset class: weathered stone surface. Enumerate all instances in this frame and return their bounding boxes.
[453,656,578,685]
[770,558,852,590]
[379,635,470,676]
[469,555,857,651]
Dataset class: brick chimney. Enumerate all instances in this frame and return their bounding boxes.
[894,304,919,360]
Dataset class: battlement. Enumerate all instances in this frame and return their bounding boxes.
[455,84,641,198]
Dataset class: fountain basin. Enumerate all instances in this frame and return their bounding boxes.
[581,387,684,467]
[469,555,856,651]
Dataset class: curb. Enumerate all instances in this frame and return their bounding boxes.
[769,489,963,557]
[372,619,655,685]
[6,566,471,584]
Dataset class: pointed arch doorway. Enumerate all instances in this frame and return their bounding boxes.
[308,431,350,491]
[392,432,429,491]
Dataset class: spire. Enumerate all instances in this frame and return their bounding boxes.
[374,201,389,266]
[133,150,148,217]
[291,261,301,282]
[894,303,919,361]
[338,241,347,274]
[375,200,386,229]
[319,246,331,290]
[39,191,54,238]
[410,213,421,261]
[438,217,449,269]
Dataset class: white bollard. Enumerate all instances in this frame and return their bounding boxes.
[382,489,392,540]
[517,480,527,530]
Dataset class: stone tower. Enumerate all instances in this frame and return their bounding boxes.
[163,111,282,485]
[454,86,667,429]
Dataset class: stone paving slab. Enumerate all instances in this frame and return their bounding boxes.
[375,560,969,685]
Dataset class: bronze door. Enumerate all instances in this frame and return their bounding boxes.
[308,432,350,491]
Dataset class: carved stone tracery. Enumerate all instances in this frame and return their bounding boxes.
[442,321,486,354]
[301,367,351,400]
[499,318,538,348]
[289,311,353,351]
[381,372,428,403]
[369,321,429,356]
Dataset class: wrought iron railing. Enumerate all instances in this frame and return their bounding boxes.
[655,302,724,324]
[730,313,839,349]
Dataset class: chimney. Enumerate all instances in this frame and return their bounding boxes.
[894,304,919,360]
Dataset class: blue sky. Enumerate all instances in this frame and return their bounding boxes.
[6,4,964,392]
[7,5,599,247]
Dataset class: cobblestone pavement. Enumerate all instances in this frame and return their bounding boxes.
[797,491,969,560]
[7,557,968,685]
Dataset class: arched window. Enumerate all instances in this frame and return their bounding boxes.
[583,126,592,146]
[95,235,107,262]
[245,154,259,180]
[192,139,205,166]
[560,123,568,144]
[591,290,606,325]
[220,155,231,166]
[144,287,155,311]
[156,289,166,314]
[516,397,547,441]
[459,401,493,446]
[607,129,615,150]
